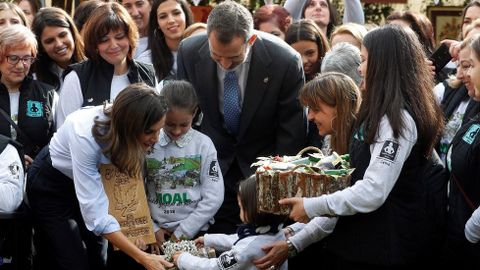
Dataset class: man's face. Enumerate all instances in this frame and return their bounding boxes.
[208,31,250,71]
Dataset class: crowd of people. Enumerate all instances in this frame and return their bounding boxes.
[0,0,480,269]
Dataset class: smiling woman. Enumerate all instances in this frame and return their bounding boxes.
[0,24,54,163]
[55,2,157,128]
[146,0,193,81]
[32,7,85,91]
[26,83,172,270]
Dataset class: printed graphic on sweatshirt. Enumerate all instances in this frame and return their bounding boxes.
[26,100,43,117]
[146,155,201,206]
[217,250,238,269]
[378,140,399,162]
[462,124,480,145]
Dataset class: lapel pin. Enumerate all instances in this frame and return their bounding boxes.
[263,77,269,83]
[87,98,93,103]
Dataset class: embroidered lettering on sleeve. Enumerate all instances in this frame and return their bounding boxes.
[378,140,399,162]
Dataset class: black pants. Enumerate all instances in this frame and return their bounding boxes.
[26,146,107,270]
[207,161,244,234]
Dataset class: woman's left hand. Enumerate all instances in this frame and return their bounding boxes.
[279,197,309,223]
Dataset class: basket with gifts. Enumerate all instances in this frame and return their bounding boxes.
[252,147,353,215]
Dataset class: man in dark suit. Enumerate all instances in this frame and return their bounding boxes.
[177,1,305,234]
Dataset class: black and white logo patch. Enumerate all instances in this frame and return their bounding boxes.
[209,161,219,178]
[8,161,20,179]
[379,140,399,162]
[218,251,238,269]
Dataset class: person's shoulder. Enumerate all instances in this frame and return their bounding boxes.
[254,31,299,58]
[179,33,208,51]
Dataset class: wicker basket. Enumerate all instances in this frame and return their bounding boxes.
[255,148,351,215]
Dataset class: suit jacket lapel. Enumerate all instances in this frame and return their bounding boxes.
[195,41,223,127]
[238,36,271,138]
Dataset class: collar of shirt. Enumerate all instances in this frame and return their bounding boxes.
[158,128,194,148]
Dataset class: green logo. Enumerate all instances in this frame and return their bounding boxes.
[462,124,480,145]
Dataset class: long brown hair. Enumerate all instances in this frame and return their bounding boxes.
[32,7,86,88]
[299,72,361,154]
[359,25,443,156]
[92,83,167,177]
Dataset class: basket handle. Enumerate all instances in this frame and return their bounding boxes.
[289,164,321,174]
[296,146,323,157]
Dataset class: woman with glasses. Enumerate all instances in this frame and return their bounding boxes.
[0,24,54,166]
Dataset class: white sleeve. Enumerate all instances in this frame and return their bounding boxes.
[0,144,24,213]
[433,82,446,105]
[68,131,120,235]
[174,144,224,239]
[289,216,337,252]
[283,0,307,21]
[204,233,238,252]
[465,206,480,243]
[178,237,263,270]
[304,112,417,217]
[343,0,364,24]
[56,71,83,129]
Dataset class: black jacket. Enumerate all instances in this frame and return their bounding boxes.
[0,76,54,158]
[65,58,156,107]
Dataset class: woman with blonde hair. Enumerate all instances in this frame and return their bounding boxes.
[0,24,54,164]
[330,23,367,49]
[0,2,28,28]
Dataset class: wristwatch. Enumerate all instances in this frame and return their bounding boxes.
[286,239,298,258]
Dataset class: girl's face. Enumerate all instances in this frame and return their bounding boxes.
[139,117,165,152]
[237,195,246,223]
[468,49,480,101]
[303,0,330,29]
[164,107,194,141]
[307,100,336,136]
[0,10,22,29]
[41,26,75,69]
[0,47,33,88]
[97,29,130,68]
[259,21,284,40]
[462,6,480,39]
[156,0,186,44]
[358,45,368,91]
[291,40,319,79]
[18,0,34,25]
[457,47,474,96]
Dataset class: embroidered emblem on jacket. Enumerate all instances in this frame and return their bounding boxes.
[26,100,43,117]
[462,124,480,145]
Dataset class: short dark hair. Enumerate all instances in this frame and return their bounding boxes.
[82,2,138,62]
[207,1,253,44]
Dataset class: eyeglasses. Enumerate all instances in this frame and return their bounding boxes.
[5,55,36,65]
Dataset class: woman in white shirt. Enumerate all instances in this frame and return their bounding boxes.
[26,83,172,270]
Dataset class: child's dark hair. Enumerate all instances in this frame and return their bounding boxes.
[162,80,198,115]
[238,175,287,226]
